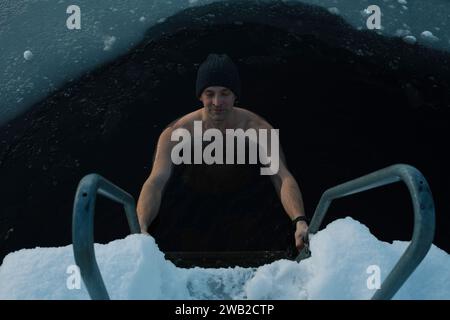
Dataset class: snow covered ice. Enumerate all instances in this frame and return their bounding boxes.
[402,35,417,44]
[1,0,450,127]
[328,7,340,15]
[23,50,33,61]
[421,31,440,42]
[0,217,449,300]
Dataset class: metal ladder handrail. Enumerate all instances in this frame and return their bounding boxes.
[73,165,435,300]
[72,173,140,300]
[295,164,435,300]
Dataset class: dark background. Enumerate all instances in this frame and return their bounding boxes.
[1,1,449,263]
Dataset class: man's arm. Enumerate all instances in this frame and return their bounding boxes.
[270,150,308,251]
[137,127,174,234]
[270,156,306,221]
[252,116,308,250]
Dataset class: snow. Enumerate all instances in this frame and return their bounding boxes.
[421,31,440,42]
[402,35,417,45]
[395,29,410,37]
[328,7,340,15]
[23,50,33,61]
[0,217,448,300]
[103,35,117,51]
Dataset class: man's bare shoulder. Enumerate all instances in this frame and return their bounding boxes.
[164,108,202,130]
[234,107,273,129]
[158,108,202,143]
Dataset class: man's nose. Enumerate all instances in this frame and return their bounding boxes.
[212,95,223,106]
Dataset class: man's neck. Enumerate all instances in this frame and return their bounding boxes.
[202,108,235,133]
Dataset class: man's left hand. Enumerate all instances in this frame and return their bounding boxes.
[294,221,309,251]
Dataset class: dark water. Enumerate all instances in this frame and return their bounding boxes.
[0,1,449,264]
[151,139,294,253]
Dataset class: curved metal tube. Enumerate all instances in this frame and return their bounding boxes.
[72,174,140,300]
[296,164,435,300]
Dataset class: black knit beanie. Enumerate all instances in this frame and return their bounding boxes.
[196,54,241,98]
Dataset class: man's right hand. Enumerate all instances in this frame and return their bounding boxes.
[136,127,174,239]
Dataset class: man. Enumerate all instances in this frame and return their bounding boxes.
[137,54,308,251]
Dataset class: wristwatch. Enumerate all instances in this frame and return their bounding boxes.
[292,215,309,227]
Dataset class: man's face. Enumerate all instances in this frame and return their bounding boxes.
[200,86,236,121]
